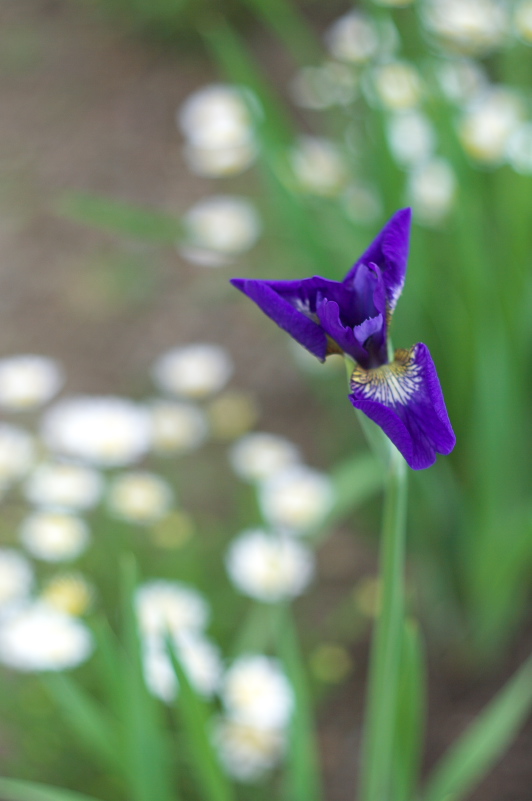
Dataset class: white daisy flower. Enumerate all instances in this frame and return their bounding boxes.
[228,432,300,483]
[41,396,152,468]
[24,461,103,511]
[143,631,222,702]
[290,136,349,197]
[0,602,93,671]
[259,465,335,534]
[422,0,509,54]
[179,196,261,268]
[212,717,286,782]
[0,355,64,411]
[0,549,33,609]
[226,529,315,602]
[325,11,379,64]
[152,344,233,400]
[135,580,209,638]
[407,158,457,225]
[108,471,174,525]
[0,423,35,485]
[371,61,423,111]
[386,111,436,168]
[459,88,523,164]
[20,511,90,562]
[221,655,294,730]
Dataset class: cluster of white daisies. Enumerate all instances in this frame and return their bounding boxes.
[136,579,294,781]
[172,0,532,250]
[0,348,337,782]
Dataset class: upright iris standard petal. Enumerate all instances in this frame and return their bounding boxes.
[349,344,456,469]
[344,207,412,314]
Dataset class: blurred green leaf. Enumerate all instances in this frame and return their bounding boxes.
[0,779,101,801]
[43,674,119,771]
[393,619,426,801]
[57,192,183,242]
[276,605,322,801]
[119,556,176,801]
[422,653,532,801]
[168,640,236,801]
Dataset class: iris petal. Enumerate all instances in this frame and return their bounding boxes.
[231,278,328,360]
[344,208,412,315]
[348,343,455,470]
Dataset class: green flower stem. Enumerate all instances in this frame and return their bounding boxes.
[346,356,409,801]
[359,441,408,801]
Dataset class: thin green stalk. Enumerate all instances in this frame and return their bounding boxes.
[358,443,408,801]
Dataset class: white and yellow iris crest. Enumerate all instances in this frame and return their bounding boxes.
[351,346,421,406]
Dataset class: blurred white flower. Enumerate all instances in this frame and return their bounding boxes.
[0,355,64,412]
[150,399,208,455]
[0,549,33,608]
[290,62,358,110]
[20,511,90,562]
[143,631,222,702]
[108,471,174,525]
[507,122,532,173]
[259,465,335,534]
[41,396,152,468]
[407,158,457,225]
[41,573,94,616]
[0,423,35,485]
[221,655,294,730]
[183,141,257,178]
[212,717,286,782]
[229,432,300,483]
[325,11,379,64]
[290,136,349,197]
[136,580,209,638]
[371,61,423,110]
[226,529,315,603]
[436,59,487,105]
[207,391,259,441]
[179,196,261,268]
[422,0,509,54]
[0,602,93,671]
[24,462,103,511]
[153,343,233,400]
[386,111,436,167]
[515,1,532,43]
[342,183,383,224]
[459,88,524,164]
[177,84,258,177]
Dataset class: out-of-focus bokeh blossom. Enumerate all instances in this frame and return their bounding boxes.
[207,391,259,440]
[225,529,315,602]
[421,0,509,55]
[506,122,532,174]
[436,59,487,105]
[153,343,233,400]
[458,88,524,164]
[135,580,209,638]
[0,602,93,671]
[143,631,222,702]
[212,718,287,782]
[407,158,456,225]
[108,471,174,525]
[177,84,258,177]
[0,549,33,609]
[150,399,208,455]
[20,511,90,562]
[228,432,300,483]
[221,655,294,730]
[24,461,103,511]
[290,136,349,197]
[290,62,358,110]
[179,196,261,268]
[386,111,436,168]
[41,573,94,616]
[514,1,532,43]
[258,465,335,534]
[0,423,35,486]
[342,183,383,225]
[325,11,379,64]
[370,61,423,111]
[41,396,152,467]
[0,355,64,412]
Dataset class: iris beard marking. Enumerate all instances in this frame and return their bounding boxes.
[351,346,422,406]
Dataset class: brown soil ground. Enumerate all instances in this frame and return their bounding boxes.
[0,1,531,799]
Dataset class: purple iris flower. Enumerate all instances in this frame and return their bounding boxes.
[231,208,455,470]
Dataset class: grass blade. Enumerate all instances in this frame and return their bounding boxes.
[0,779,102,801]
[422,653,532,801]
